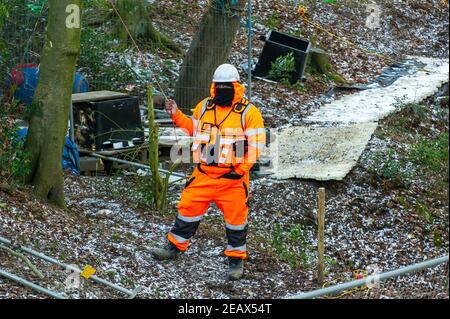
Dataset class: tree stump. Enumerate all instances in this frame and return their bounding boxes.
[307,48,347,84]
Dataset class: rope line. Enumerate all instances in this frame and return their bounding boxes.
[109,0,168,99]
[207,0,243,17]
[21,2,47,63]
[298,14,399,65]
[108,0,188,181]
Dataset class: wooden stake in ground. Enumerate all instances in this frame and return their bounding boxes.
[317,187,326,286]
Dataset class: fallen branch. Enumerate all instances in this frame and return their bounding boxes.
[0,184,12,191]
[0,244,45,279]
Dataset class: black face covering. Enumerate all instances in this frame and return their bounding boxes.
[212,82,234,107]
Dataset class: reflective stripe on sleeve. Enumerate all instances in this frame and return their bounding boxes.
[191,117,199,131]
[245,128,265,137]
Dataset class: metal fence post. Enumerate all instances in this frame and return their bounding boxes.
[247,0,252,100]
[0,267,65,299]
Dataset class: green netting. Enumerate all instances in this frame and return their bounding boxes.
[0,0,47,93]
[0,0,251,112]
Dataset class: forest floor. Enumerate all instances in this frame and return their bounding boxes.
[149,0,450,127]
[0,91,448,299]
[77,0,449,126]
[0,0,449,299]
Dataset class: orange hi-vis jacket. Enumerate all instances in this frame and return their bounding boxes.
[168,82,265,259]
[172,82,266,177]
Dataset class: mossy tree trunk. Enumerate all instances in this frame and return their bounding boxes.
[115,0,181,53]
[174,1,245,112]
[307,48,346,84]
[147,85,179,212]
[25,0,82,207]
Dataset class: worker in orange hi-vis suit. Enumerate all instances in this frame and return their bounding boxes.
[151,64,266,280]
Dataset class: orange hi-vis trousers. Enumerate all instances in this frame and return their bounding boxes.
[167,165,250,259]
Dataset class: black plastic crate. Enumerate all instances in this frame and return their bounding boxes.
[73,96,144,151]
[254,30,311,84]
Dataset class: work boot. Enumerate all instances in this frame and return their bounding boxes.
[150,242,181,261]
[228,257,244,280]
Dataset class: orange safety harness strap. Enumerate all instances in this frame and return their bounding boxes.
[195,98,252,179]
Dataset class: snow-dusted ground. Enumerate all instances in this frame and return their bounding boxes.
[269,57,449,180]
[1,120,448,299]
[0,176,310,299]
[0,0,448,299]
[304,57,449,124]
[270,122,379,180]
[150,0,449,127]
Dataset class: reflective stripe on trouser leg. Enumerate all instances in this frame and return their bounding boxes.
[225,224,248,259]
[172,167,210,251]
[167,215,202,251]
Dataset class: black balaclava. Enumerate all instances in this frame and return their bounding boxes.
[212,82,235,107]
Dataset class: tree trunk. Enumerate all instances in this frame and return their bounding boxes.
[25,0,82,207]
[307,48,332,75]
[174,1,245,112]
[147,85,179,212]
[307,48,347,84]
[115,0,181,53]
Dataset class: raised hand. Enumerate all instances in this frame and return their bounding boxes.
[165,99,179,116]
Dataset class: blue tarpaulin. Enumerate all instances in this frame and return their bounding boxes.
[17,128,80,175]
[62,136,80,175]
[5,65,89,105]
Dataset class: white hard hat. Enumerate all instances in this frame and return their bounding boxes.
[212,64,240,83]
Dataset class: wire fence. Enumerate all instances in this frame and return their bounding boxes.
[1,0,256,116]
[0,0,47,94]
[0,0,258,178]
